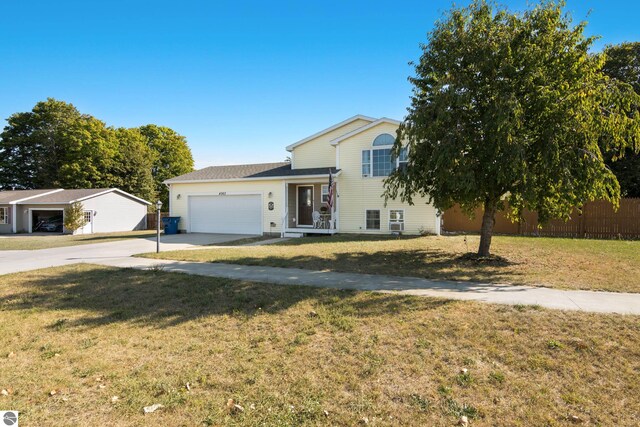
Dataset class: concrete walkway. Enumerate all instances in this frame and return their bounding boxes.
[2,235,639,315]
[96,256,640,315]
[0,233,249,275]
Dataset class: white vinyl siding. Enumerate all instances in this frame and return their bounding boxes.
[336,121,439,234]
[80,192,147,233]
[169,180,283,234]
[291,118,371,169]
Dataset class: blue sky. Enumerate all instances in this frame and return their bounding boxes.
[1,1,639,169]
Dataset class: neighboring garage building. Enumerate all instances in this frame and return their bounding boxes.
[0,188,150,234]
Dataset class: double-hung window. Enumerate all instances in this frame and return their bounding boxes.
[361,150,371,176]
[398,147,408,173]
[366,210,381,230]
[321,185,329,203]
[0,207,8,225]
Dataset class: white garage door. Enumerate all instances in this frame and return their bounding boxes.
[189,194,262,235]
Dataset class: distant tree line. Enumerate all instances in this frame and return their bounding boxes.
[602,42,640,198]
[0,98,194,207]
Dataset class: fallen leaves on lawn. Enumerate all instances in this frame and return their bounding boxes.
[226,398,244,414]
[143,403,164,414]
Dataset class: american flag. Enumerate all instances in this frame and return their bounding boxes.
[327,170,334,210]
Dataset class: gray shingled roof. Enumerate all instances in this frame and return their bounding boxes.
[25,188,114,203]
[165,162,339,183]
[0,189,61,204]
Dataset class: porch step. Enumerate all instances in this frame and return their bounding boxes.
[283,232,304,238]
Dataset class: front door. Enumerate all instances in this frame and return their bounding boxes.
[80,210,93,234]
[297,186,313,226]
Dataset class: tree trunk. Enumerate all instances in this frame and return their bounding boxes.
[478,199,497,257]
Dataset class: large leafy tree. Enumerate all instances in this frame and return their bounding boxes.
[139,124,194,206]
[0,99,193,206]
[384,0,640,256]
[602,42,640,197]
[0,99,116,189]
[110,128,157,204]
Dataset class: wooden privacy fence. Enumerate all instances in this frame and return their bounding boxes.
[146,212,170,230]
[443,198,640,239]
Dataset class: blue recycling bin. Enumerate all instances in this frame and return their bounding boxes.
[161,216,181,235]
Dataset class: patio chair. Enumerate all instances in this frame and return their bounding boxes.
[312,211,321,228]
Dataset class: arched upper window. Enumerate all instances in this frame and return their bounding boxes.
[372,133,395,146]
[362,133,405,177]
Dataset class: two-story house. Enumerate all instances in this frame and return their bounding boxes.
[165,115,440,236]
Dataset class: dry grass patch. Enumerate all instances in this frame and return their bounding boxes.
[212,235,276,246]
[0,230,155,250]
[142,234,640,293]
[0,264,639,426]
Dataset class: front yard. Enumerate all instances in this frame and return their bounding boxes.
[0,230,155,250]
[142,234,640,293]
[0,265,638,426]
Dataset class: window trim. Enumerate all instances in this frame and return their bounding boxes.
[361,146,408,178]
[0,207,8,225]
[321,184,329,203]
[388,209,405,231]
[365,209,381,230]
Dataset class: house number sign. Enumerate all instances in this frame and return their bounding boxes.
[268,202,274,211]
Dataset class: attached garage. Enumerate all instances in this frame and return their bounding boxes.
[188,194,262,235]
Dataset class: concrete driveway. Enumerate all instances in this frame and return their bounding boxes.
[0,233,249,275]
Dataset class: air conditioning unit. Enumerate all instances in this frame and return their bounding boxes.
[389,222,404,232]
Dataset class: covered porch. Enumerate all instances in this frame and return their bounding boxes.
[282,178,338,236]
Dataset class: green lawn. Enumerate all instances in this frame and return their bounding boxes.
[142,234,640,293]
[1,265,638,426]
[0,230,155,250]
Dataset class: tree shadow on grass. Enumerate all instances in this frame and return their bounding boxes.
[207,248,525,286]
[75,232,155,243]
[1,265,453,329]
[273,233,424,246]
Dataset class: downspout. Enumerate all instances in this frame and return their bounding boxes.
[166,183,172,216]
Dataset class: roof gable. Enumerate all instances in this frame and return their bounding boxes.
[285,115,376,152]
[330,118,401,146]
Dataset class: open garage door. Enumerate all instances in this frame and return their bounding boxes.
[188,194,262,235]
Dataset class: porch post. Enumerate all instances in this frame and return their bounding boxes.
[281,181,287,237]
[12,205,17,233]
[333,182,338,231]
